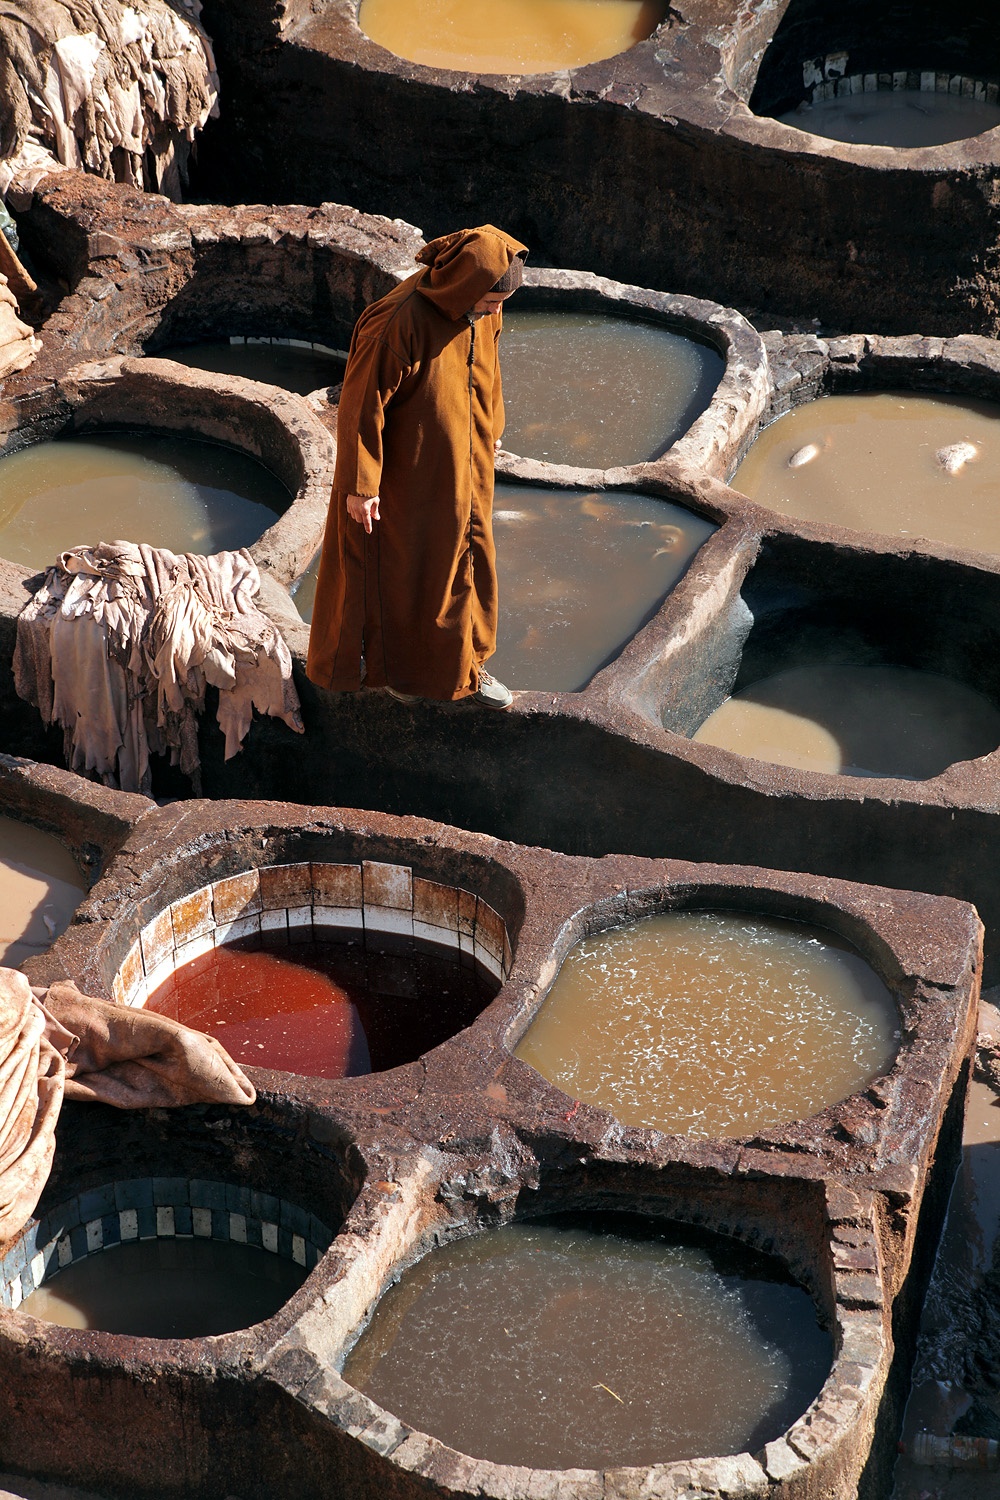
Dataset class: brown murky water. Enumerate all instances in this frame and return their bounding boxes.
[692,665,1000,780]
[733,392,1000,554]
[358,0,667,73]
[21,1238,305,1337]
[499,310,723,469]
[0,817,84,968]
[0,434,290,570]
[514,910,898,1138]
[343,1214,832,1469]
[156,339,346,396]
[777,91,1000,148]
[489,483,716,690]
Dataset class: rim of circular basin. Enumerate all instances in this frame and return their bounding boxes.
[0,356,335,593]
[297,1191,884,1500]
[494,268,770,485]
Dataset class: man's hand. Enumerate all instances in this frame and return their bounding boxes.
[494,438,503,455]
[347,494,381,533]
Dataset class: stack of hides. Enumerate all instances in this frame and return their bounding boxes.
[14,541,304,795]
[0,0,219,200]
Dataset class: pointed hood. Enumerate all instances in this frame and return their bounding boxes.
[415,225,529,321]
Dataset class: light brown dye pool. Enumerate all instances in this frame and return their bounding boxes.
[358,0,668,74]
[777,90,1000,148]
[514,910,898,1138]
[733,392,1000,554]
[0,817,84,968]
[499,310,723,469]
[489,483,716,690]
[21,1237,305,1337]
[343,1215,832,1469]
[0,433,290,570]
[692,664,1000,780]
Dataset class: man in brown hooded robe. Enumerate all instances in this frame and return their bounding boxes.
[306,225,528,706]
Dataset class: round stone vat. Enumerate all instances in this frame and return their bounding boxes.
[92,833,517,1087]
[0,355,334,592]
[296,1164,890,1500]
[668,531,1000,785]
[342,1210,832,1469]
[732,387,1000,560]
[512,905,900,1138]
[152,336,347,398]
[4,1174,328,1336]
[749,0,1000,146]
[0,1091,364,1496]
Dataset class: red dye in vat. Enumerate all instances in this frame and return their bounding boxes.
[147,936,499,1079]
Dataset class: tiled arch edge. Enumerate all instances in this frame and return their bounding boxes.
[114,859,513,1011]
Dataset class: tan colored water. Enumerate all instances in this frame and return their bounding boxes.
[21,1237,305,1337]
[733,392,1000,554]
[156,340,345,397]
[778,92,1000,148]
[343,1215,832,1469]
[489,483,716,690]
[514,910,898,1138]
[358,0,667,74]
[499,310,723,469]
[0,434,290,570]
[0,817,84,969]
[693,665,1000,780]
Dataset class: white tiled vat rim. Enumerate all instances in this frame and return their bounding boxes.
[113,860,514,1010]
[1,1177,333,1314]
[800,62,1000,106]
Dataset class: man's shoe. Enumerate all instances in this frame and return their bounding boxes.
[385,686,422,704]
[472,669,513,709]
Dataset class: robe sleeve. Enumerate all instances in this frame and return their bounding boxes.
[492,316,505,445]
[333,333,411,498]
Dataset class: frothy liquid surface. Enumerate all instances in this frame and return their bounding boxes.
[0,817,84,968]
[777,91,1000,148]
[147,935,498,1078]
[343,1215,832,1468]
[733,392,1000,554]
[693,664,1000,780]
[500,310,723,469]
[488,483,716,690]
[0,434,290,570]
[358,0,667,74]
[156,341,345,397]
[514,911,898,1138]
[21,1238,305,1337]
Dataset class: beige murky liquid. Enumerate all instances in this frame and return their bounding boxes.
[693,664,1000,780]
[0,816,84,968]
[21,1238,306,1337]
[0,434,290,570]
[343,1215,832,1468]
[499,310,723,469]
[358,0,667,73]
[156,340,346,397]
[514,910,898,1138]
[292,551,320,622]
[489,483,716,690]
[778,91,1000,148]
[733,392,1000,554]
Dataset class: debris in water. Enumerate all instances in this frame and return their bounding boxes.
[935,442,978,474]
